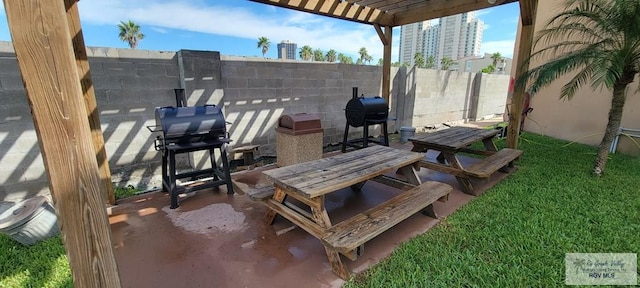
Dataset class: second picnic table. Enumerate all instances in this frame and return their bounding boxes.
[409,126,522,195]
[259,145,452,279]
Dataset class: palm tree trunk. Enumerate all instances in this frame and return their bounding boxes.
[592,81,629,176]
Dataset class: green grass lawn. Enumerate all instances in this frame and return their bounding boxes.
[346,133,640,287]
[1,133,638,287]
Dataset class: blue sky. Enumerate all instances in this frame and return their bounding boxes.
[0,1,520,61]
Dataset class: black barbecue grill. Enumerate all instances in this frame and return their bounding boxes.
[342,87,392,152]
[151,105,233,209]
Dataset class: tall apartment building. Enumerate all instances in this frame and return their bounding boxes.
[277,40,297,60]
[399,12,484,68]
[399,21,432,66]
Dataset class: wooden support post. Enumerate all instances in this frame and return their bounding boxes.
[3,0,122,287]
[375,24,392,103]
[507,0,537,149]
[64,0,115,205]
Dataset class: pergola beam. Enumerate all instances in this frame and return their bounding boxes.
[507,0,538,149]
[3,0,121,286]
[249,0,394,26]
[393,0,519,26]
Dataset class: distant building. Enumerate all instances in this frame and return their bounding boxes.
[277,40,297,60]
[399,12,484,69]
[457,53,512,75]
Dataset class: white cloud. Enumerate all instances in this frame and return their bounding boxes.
[77,1,387,60]
[480,40,515,58]
[483,24,491,30]
[149,27,168,34]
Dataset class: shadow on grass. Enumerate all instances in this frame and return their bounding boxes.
[0,234,72,288]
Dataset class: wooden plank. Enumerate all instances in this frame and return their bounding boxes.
[264,199,326,239]
[248,0,393,26]
[464,148,523,178]
[392,0,518,26]
[263,146,423,198]
[370,175,417,191]
[418,160,467,177]
[3,0,121,287]
[381,25,392,103]
[410,127,499,150]
[242,185,275,201]
[322,181,452,255]
[64,0,114,205]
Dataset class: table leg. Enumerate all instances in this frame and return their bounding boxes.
[482,137,498,152]
[482,137,510,171]
[309,197,351,280]
[442,153,475,195]
[398,163,421,186]
[265,186,286,225]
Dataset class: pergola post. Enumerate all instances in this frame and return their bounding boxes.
[507,0,538,149]
[3,0,121,286]
[64,0,115,205]
[374,24,393,103]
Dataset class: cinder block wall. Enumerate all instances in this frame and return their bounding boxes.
[0,43,508,202]
[220,56,383,155]
[0,43,179,201]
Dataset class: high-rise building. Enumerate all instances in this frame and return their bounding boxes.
[399,21,432,66]
[277,40,297,60]
[399,12,484,69]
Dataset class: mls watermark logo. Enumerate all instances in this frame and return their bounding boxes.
[566,253,637,285]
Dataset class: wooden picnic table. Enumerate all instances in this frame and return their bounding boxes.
[409,126,522,195]
[259,145,452,279]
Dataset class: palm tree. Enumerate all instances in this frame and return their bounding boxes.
[257,37,270,58]
[299,45,313,61]
[338,53,353,64]
[440,57,455,70]
[490,52,503,67]
[118,20,144,49]
[425,55,436,69]
[313,49,324,61]
[377,58,384,66]
[414,52,425,68]
[520,0,640,176]
[325,49,337,62]
[358,47,371,65]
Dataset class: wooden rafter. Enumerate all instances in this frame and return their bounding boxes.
[249,0,393,26]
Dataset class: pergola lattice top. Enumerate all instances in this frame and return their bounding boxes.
[249,0,518,26]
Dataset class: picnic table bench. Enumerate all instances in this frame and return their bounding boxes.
[236,145,453,280]
[410,126,523,195]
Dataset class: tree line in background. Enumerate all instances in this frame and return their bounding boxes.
[257,37,374,65]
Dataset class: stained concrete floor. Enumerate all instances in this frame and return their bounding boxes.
[108,140,513,288]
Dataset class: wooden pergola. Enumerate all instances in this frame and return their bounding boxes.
[2,0,537,286]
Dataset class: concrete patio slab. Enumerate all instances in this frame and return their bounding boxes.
[109,141,513,288]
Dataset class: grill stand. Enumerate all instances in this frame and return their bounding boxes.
[341,119,390,153]
[160,140,234,209]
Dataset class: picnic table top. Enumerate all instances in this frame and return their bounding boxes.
[409,126,499,151]
[262,145,423,199]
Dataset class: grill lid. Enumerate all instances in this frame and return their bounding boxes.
[345,96,389,127]
[155,105,226,140]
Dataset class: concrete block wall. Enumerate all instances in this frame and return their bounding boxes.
[470,73,510,120]
[397,68,475,131]
[0,43,509,202]
[0,43,179,201]
[220,56,383,155]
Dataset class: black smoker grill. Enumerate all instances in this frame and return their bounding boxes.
[151,105,233,209]
[342,87,392,152]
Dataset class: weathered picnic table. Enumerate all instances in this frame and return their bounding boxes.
[409,126,523,195]
[245,145,452,279]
